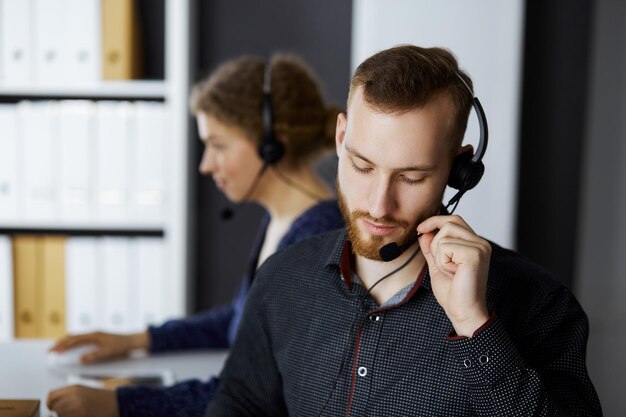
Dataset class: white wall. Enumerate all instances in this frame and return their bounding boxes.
[351,0,525,248]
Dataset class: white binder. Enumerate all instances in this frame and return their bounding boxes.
[18,101,60,221]
[133,102,167,224]
[64,0,101,84]
[0,235,14,341]
[0,104,18,221]
[95,101,134,224]
[1,0,33,85]
[0,0,4,82]
[101,237,133,332]
[33,0,65,84]
[65,237,99,333]
[136,237,165,328]
[59,101,95,222]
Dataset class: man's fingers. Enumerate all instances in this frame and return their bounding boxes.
[417,230,434,256]
[418,216,488,275]
[417,214,474,235]
[431,238,490,274]
[425,219,476,241]
[418,232,440,275]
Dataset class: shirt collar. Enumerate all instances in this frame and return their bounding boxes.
[325,228,431,295]
[324,228,349,270]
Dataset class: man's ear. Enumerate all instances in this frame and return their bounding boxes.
[457,144,474,156]
[335,112,347,157]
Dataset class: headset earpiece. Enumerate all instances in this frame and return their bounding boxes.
[448,151,485,191]
[258,61,285,166]
[258,134,285,165]
[447,94,488,193]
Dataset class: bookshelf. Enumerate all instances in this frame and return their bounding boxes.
[0,0,191,340]
[0,80,166,100]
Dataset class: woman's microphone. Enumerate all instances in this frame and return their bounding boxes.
[220,163,269,220]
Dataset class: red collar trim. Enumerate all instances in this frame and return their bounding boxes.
[340,240,427,305]
[340,240,354,288]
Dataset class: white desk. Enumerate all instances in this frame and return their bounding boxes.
[0,339,229,416]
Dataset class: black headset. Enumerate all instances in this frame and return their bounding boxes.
[220,60,315,220]
[445,74,489,206]
[258,60,286,166]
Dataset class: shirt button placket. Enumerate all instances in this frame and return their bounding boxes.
[351,311,382,414]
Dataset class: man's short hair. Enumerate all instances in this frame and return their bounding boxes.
[349,45,474,150]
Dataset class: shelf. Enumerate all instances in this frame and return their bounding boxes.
[0,0,189,336]
[0,222,165,237]
[0,80,167,100]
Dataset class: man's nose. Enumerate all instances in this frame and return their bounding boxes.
[367,176,396,220]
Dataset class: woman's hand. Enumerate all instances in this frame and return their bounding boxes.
[50,331,150,363]
[47,385,119,417]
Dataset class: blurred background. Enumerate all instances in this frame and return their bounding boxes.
[0,0,621,414]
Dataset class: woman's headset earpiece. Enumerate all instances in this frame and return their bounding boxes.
[258,60,286,166]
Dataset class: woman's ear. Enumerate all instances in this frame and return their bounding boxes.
[277,135,289,146]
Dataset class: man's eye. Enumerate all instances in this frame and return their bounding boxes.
[400,175,426,186]
[350,162,371,174]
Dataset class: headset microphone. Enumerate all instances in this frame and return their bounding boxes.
[220,162,269,221]
[220,207,234,220]
[379,232,421,262]
[377,74,489,261]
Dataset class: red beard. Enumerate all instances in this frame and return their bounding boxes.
[337,184,413,261]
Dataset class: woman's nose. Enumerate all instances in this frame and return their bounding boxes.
[198,147,216,174]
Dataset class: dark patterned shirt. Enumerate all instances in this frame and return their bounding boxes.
[206,228,601,416]
[116,200,345,417]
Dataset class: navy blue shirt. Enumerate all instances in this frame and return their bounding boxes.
[116,200,344,417]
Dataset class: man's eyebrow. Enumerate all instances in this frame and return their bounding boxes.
[345,144,436,172]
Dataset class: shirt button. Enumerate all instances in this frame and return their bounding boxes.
[479,354,489,365]
[463,359,472,368]
[357,366,368,377]
[369,314,381,322]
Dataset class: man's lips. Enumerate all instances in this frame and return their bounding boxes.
[360,218,399,236]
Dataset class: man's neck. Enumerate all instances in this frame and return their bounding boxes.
[354,242,426,306]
